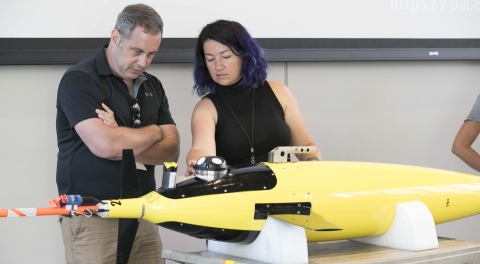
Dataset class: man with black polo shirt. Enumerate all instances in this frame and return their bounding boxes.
[56,4,179,263]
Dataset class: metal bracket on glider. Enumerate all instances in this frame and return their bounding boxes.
[268,146,317,163]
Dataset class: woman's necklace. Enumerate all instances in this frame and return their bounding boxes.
[218,88,255,164]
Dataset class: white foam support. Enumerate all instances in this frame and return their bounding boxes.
[354,201,439,251]
[208,216,308,264]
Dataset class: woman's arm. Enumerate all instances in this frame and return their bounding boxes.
[186,98,218,175]
[269,80,321,161]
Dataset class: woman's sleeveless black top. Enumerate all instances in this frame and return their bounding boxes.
[206,81,292,167]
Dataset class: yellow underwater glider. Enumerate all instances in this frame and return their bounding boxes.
[99,152,480,243]
[2,147,480,260]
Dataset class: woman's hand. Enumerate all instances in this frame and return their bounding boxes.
[96,103,118,128]
[185,160,196,176]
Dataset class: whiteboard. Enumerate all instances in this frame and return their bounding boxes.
[1,0,480,39]
[1,0,480,64]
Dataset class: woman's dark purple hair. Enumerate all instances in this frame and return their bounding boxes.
[193,20,268,96]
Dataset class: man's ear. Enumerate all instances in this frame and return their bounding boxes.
[111,29,121,45]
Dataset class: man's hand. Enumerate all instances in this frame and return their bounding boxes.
[96,103,118,128]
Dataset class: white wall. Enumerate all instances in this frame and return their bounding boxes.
[2,0,480,38]
[0,60,480,263]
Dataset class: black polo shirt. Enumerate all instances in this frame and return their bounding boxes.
[56,44,175,200]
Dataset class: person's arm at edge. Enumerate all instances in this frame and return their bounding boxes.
[75,118,162,160]
[135,124,180,165]
[452,120,480,172]
[269,80,321,161]
[185,98,217,175]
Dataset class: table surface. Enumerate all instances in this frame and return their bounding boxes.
[162,237,480,264]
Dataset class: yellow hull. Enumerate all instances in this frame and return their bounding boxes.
[105,161,480,242]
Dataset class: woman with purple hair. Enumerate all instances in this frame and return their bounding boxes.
[186,20,320,175]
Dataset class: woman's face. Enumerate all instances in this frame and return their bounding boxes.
[203,39,242,86]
